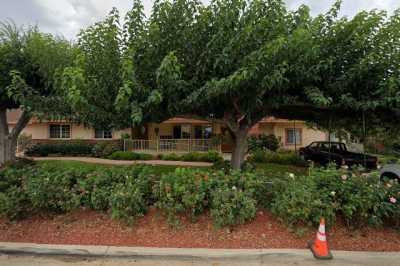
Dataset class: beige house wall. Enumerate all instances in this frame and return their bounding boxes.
[13,123,130,140]
[259,122,327,150]
[10,124,49,139]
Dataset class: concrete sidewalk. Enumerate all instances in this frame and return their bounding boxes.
[1,242,399,266]
[30,156,213,167]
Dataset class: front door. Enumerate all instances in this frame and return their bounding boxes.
[173,125,181,139]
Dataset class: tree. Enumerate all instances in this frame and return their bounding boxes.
[63,0,400,170]
[272,3,400,152]
[61,8,125,130]
[0,21,75,165]
[124,0,321,169]
[145,0,400,169]
[62,5,162,133]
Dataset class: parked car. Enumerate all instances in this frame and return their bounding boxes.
[299,141,378,169]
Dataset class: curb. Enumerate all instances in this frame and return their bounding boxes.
[2,242,400,262]
[0,243,309,260]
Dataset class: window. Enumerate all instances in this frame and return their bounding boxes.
[49,124,71,139]
[95,129,112,139]
[286,128,301,145]
[194,125,213,139]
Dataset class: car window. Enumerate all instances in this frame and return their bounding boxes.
[309,142,318,148]
[319,143,329,151]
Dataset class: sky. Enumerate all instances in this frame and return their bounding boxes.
[1,0,399,40]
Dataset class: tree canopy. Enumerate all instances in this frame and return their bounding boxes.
[0,21,75,164]
[5,0,399,169]
[59,0,400,169]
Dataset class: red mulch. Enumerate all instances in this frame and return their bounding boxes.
[0,208,399,251]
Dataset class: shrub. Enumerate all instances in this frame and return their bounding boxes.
[248,134,280,152]
[209,171,271,209]
[248,150,306,166]
[25,142,94,157]
[107,151,153,160]
[17,133,32,152]
[210,187,257,227]
[79,166,156,211]
[180,151,222,163]
[271,167,400,228]
[155,168,210,224]
[212,160,231,174]
[92,142,121,157]
[78,170,123,211]
[160,151,223,163]
[0,166,25,191]
[316,169,393,227]
[159,153,181,161]
[271,175,336,227]
[0,186,29,220]
[25,168,85,213]
[202,151,224,163]
[109,178,148,224]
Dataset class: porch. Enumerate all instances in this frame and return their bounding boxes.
[123,138,221,153]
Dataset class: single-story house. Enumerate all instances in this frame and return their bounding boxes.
[7,109,328,153]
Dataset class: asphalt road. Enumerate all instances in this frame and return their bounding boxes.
[1,253,400,266]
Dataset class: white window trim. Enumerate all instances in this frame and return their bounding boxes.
[94,129,113,139]
[286,128,302,145]
[49,124,71,139]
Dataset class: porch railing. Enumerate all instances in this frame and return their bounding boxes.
[124,139,221,153]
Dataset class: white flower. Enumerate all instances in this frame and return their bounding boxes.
[331,191,336,196]
[232,186,237,190]
[288,173,295,178]
[389,197,397,204]
[341,165,349,170]
[341,175,348,181]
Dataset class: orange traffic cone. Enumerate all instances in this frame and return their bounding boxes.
[308,218,333,260]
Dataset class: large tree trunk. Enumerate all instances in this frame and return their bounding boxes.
[0,109,31,166]
[0,108,13,165]
[230,127,250,170]
[0,136,17,165]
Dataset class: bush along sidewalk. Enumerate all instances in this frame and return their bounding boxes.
[25,142,223,163]
[0,162,399,230]
[25,142,121,157]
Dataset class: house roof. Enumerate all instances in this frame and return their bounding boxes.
[161,117,210,125]
[7,108,304,127]
[248,124,261,135]
[7,109,41,125]
[259,117,304,124]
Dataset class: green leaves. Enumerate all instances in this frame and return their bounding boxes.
[304,87,332,107]
[0,21,75,114]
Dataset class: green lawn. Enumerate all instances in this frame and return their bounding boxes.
[37,160,307,177]
[254,162,308,177]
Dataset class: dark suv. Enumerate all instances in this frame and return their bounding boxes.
[299,141,378,169]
